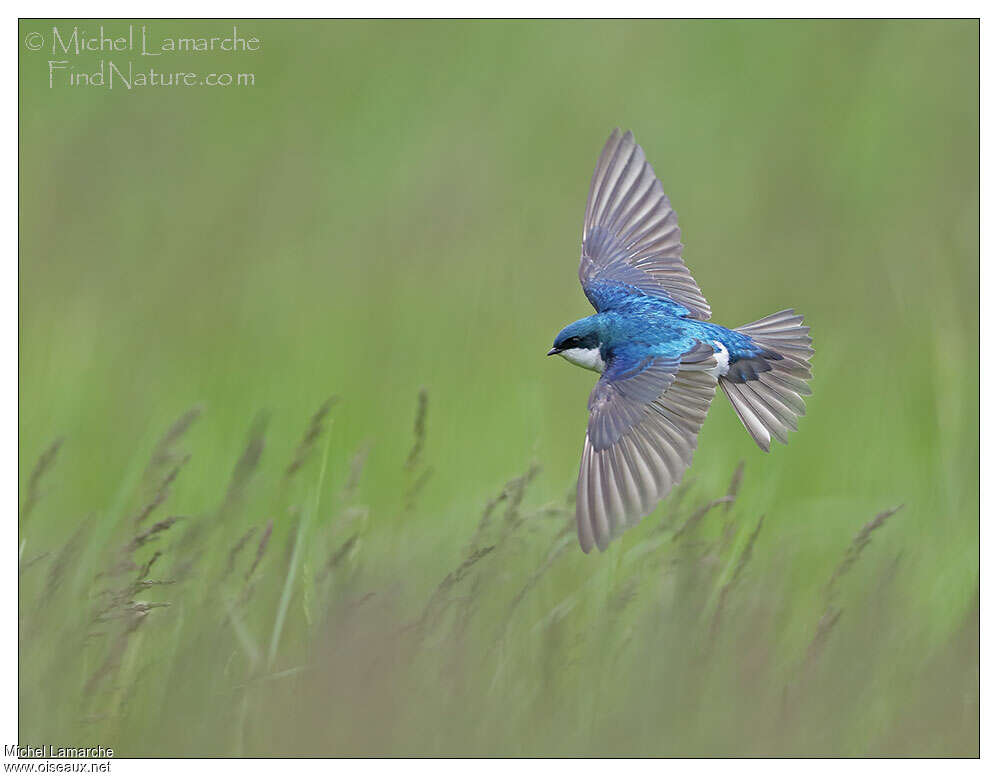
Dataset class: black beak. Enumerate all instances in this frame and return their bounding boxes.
[547,347,560,356]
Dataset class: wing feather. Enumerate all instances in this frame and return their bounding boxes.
[575,345,719,552]
[579,129,711,319]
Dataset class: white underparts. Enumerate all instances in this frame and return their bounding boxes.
[707,341,730,380]
[561,343,727,378]
[560,347,606,373]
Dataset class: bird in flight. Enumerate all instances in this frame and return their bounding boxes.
[549,129,813,553]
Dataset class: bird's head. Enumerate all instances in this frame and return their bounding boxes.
[548,318,605,373]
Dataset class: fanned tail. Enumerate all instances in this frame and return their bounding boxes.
[720,309,813,452]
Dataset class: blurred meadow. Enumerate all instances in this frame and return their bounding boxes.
[18,19,978,756]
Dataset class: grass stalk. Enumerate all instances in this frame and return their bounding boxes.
[267,415,334,668]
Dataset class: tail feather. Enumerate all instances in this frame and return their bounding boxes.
[720,308,813,452]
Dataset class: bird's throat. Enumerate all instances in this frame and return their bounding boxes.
[559,347,606,373]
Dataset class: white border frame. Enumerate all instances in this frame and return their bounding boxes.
[7,8,986,770]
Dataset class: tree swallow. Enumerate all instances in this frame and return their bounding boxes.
[550,129,814,553]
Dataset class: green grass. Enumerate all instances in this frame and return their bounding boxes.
[19,19,978,756]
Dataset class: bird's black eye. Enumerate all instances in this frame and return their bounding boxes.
[559,333,598,350]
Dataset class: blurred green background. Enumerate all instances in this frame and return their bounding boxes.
[19,20,978,756]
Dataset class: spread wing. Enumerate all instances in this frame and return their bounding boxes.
[576,343,718,552]
[578,129,711,319]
